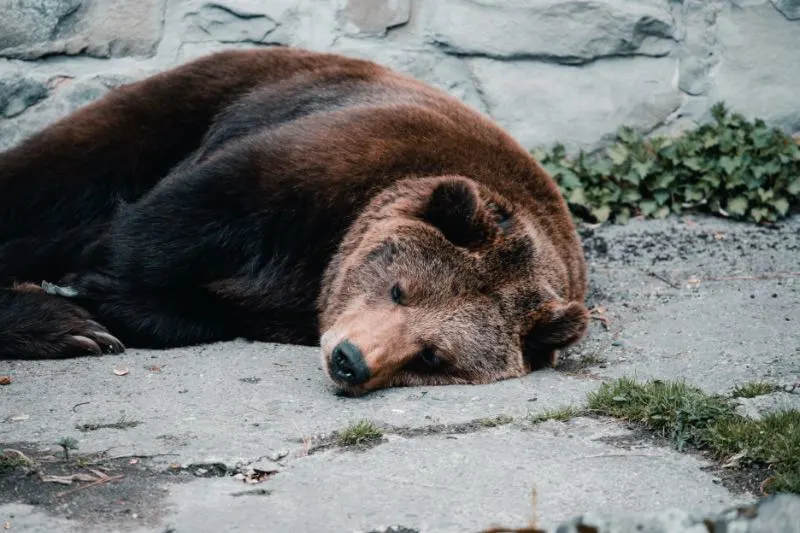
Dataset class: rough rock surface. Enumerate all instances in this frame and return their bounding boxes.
[1,0,798,152]
[423,0,677,63]
[0,0,166,60]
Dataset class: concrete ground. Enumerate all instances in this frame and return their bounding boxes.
[1,215,799,533]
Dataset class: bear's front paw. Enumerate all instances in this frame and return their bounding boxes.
[0,286,125,359]
[65,319,125,356]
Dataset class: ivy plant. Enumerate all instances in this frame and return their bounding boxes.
[532,102,800,224]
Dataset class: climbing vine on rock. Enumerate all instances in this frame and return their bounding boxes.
[533,102,800,225]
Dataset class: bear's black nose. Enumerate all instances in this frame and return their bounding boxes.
[330,340,370,385]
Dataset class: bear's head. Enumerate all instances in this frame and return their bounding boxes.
[317,175,588,396]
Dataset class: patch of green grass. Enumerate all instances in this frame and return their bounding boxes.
[587,377,733,450]
[529,406,584,424]
[730,381,775,399]
[337,420,383,447]
[588,377,800,494]
[578,353,607,367]
[708,410,800,493]
[478,414,514,428]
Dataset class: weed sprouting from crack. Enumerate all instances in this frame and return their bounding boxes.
[478,414,514,427]
[528,406,584,424]
[730,381,776,399]
[336,420,384,448]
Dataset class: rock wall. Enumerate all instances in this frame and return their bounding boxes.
[1,0,798,152]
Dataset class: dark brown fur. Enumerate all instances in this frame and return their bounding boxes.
[0,47,587,394]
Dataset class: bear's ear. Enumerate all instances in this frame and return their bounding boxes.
[420,179,493,248]
[522,300,589,369]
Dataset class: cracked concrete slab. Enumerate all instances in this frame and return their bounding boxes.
[1,214,798,532]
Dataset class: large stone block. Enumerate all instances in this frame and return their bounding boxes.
[0,74,50,118]
[0,0,166,59]
[0,77,111,150]
[339,0,411,37]
[182,1,281,43]
[709,2,800,134]
[771,0,800,19]
[469,56,682,151]
[333,40,487,114]
[0,0,82,51]
[424,0,677,64]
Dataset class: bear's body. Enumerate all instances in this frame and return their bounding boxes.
[0,47,588,394]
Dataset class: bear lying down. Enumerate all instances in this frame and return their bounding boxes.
[0,47,588,396]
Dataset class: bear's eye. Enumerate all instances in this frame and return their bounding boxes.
[420,347,440,367]
[390,282,404,305]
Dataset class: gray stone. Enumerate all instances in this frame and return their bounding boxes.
[0,77,109,150]
[734,391,800,421]
[0,75,49,118]
[332,40,487,113]
[0,0,166,59]
[183,1,280,43]
[771,0,800,18]
[140,419,740,532]
[0,0,81,51]
[339,0,410,37]
[557,495,800,533]
[264,0,338,49]
[708,1,800,135]
[424,0,676,64]
[469,56,682,151]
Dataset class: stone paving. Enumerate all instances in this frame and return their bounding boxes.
[2,215,798,532]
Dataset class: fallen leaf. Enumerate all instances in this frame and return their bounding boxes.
[714,232,725,241]
[113,366,129,376]
[722,451,746,469]
[128,458,139,465]
[146,365,162,373]
[3,520,9,529]
[0,376,11,385]
[9,414,29,422]
[687,276,701,288]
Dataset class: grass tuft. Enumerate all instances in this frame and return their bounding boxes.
[730,381,775,399]
[478,414,514,428]
[588,377,800,494]
[337,420,383,447]
[529,406,584,424]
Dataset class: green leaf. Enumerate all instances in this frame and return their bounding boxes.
[558,168,583,189]
[726,196,749,216]
[773,197,790,216]
[719,156,739,175]
[653,190,670,206]
[639,200,658,216]
[632,160,653,180]
[591,205,611,223]
[653,206,671,219]
[607,144,630,166]
[621,170,640,185]
[787,179,800,196]
[568,188,587,206]
[683,157,703,171]
[620,188,642,203]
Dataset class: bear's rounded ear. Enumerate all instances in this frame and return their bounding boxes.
[522,300,589,369]
[420,179,492,248]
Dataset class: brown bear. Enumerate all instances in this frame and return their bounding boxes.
[0,47,588,395]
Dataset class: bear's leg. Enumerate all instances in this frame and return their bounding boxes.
[58,270,237,349]
[0,284,124,359]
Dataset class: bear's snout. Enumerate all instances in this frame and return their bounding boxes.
[329,340,370,385]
